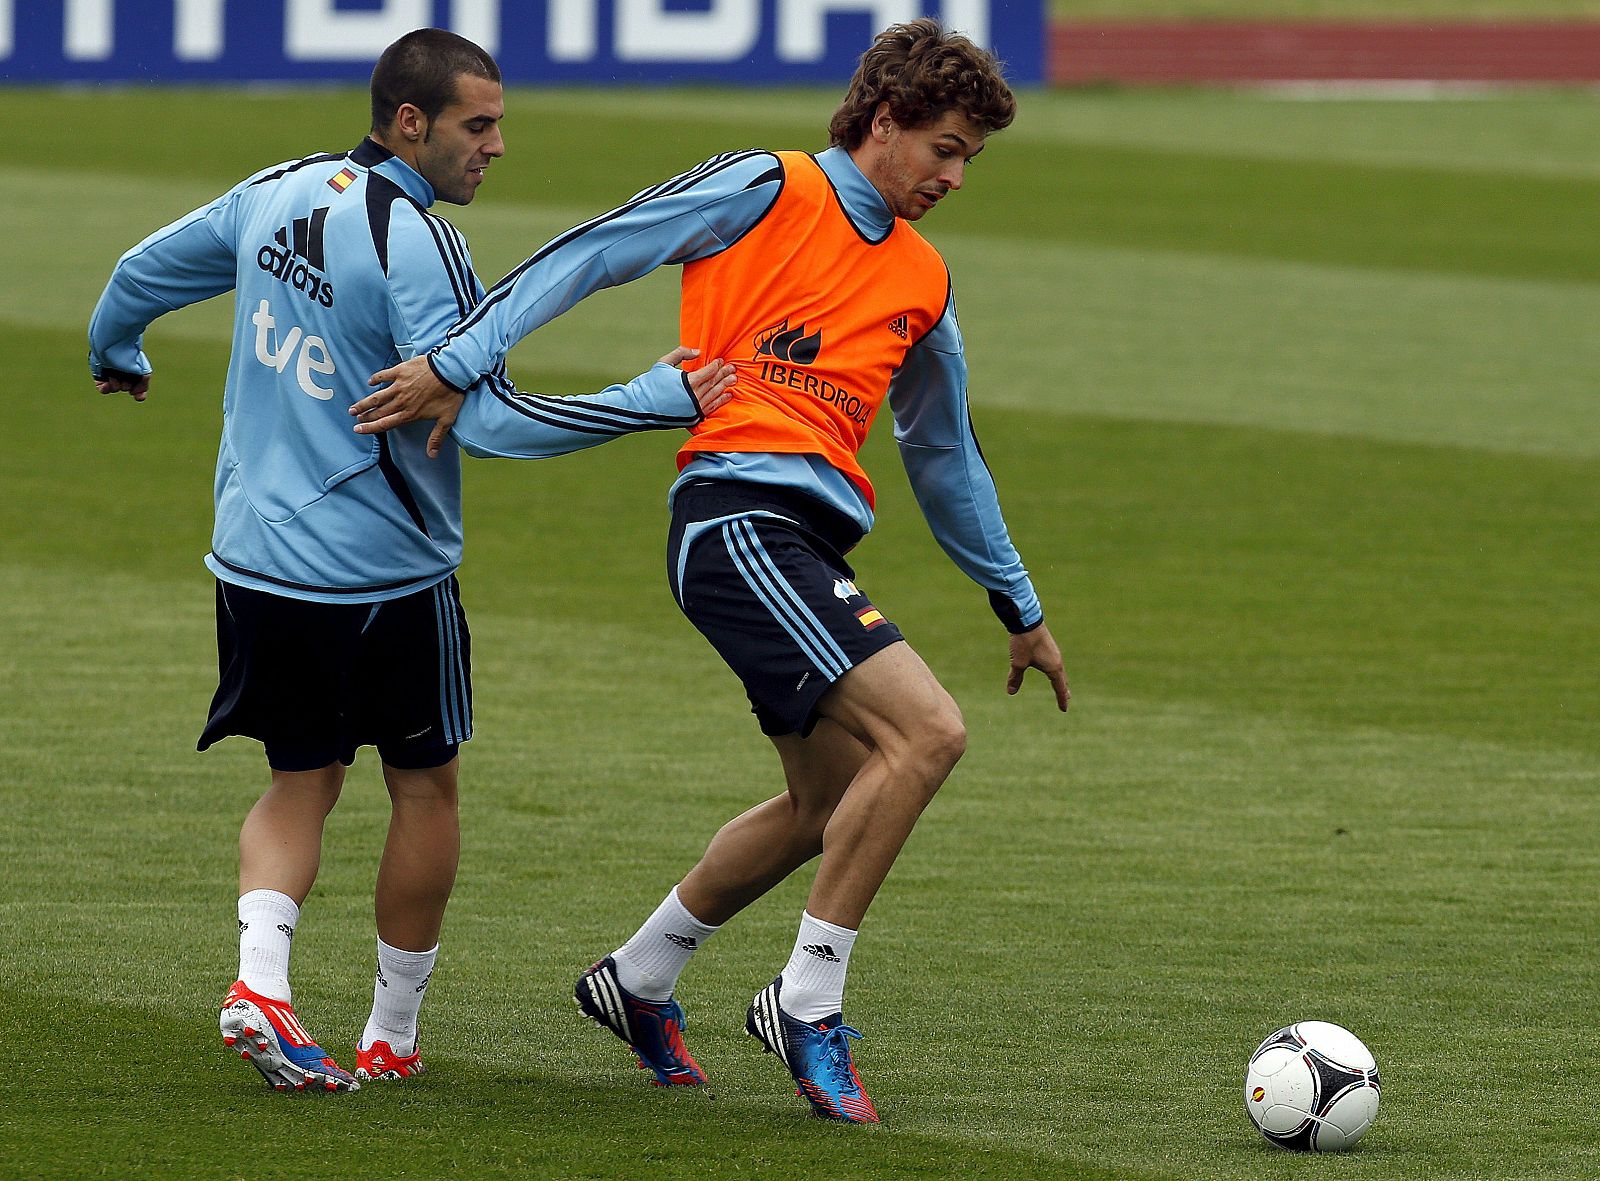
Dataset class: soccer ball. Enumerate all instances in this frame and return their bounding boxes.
[1244,1021,1381,1151]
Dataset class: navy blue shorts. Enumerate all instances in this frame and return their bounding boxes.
[199,577,471,771]
[668,480,904,737]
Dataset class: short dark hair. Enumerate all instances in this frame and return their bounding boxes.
[828,18,1015,150]
[370,28,500,134]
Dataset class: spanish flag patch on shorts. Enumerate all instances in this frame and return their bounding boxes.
[855,606,886,630]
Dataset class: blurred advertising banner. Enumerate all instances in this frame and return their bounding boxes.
[0,1,1043,84]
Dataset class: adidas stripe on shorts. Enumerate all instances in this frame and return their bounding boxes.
[199,576,471,771]
[668,480,903,738]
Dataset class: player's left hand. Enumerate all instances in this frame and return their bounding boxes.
[1007,622,1070,711]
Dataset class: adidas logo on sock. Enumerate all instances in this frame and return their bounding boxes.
[664,932,698,950]
[803,943,841,963]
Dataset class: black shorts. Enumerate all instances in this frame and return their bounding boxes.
[199,577,472,771]
[668,480,904,737]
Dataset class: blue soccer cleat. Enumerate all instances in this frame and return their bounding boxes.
[745,976,879,1123]
[574,956,708,1086]
[220,980,359,1093]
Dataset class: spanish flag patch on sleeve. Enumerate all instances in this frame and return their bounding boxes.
[855,606,886,630]
[327,168,357,193]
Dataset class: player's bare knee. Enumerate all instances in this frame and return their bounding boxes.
[921,705,967,773]
[793,798,841,849]
[267,766,345,816]
[392,787,459,817]
[384,763,459,809]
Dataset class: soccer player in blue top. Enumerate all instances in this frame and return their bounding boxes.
[87,28,734,1094]
[355,20,1068,1121]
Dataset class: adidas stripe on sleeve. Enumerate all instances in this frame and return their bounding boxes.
[450,362,703,460]
[384,191,486,362]
[427,150,784,393]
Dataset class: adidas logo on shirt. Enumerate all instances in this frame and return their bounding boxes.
[803,943,841,963]
[257,207,335,307]
[887,314,908,339]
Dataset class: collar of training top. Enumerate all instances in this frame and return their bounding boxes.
[348,137,435,208]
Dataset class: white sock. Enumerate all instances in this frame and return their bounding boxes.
[779,911,858,1023]
[611,886,720,1002]
[237,889,299,1002]
[360,939,437,1057]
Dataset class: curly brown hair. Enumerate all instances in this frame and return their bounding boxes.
[828,18,1015,150]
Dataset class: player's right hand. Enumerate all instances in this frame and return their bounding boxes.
[93,370,151,401]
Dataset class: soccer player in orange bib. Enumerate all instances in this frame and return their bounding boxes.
[357,19,1069,1122]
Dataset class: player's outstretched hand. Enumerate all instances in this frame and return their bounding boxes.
[354,355,464,458]
[661,346,737,419]
[1007,622,1070,711]
[94,369,152,402]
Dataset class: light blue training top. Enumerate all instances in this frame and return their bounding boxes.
[88,139,705,603]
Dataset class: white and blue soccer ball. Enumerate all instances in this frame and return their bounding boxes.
[1244,1021,1381,1151]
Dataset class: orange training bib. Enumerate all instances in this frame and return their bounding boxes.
[676,151,950,508]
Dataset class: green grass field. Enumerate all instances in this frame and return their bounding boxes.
[3,85,1598,1179]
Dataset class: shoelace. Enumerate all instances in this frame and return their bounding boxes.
[817,1025,865,1092]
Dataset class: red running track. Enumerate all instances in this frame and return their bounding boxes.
[1050,21,1600,84]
